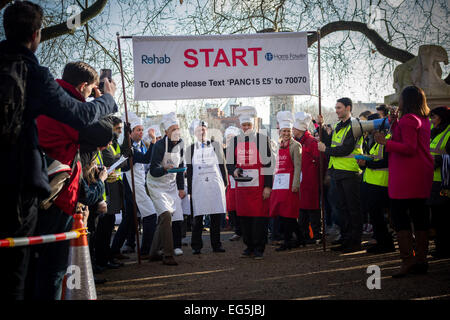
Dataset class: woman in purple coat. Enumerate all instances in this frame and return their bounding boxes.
[375,86,433,278]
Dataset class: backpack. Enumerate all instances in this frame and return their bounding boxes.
[0,54,28,147]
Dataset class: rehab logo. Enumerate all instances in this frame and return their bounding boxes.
[141,54,171,64]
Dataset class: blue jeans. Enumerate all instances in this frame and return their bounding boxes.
[25,206,73,300]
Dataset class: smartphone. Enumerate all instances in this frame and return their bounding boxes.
[98,69,112,94]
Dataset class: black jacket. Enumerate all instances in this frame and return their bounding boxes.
[0,40,117,198]
[185,140,228,195]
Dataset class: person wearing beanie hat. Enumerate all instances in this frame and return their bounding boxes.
[270,111,304,251]
[293,111,322,244]
[146,112,185,266]
[185,119,228,254]
[110,111,158,261]
[223,126,242,241]
[228,106,274,260]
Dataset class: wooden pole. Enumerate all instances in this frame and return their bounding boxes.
[117,33,141,264]
[317,29,326,252]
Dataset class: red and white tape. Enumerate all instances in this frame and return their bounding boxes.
[0,229,85,248]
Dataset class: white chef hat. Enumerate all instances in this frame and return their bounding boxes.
[236,106,257,125]
[224,126,240,138]
[293,111,312,131]
[189,119,208,136]
[125,111,143,130]
[161,112,180,130]
[276,111,294,130]
[150,124,162,138]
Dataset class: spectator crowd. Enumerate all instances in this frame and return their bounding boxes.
[1,1,449,300]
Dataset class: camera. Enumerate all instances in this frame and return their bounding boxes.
[95,165,105,179]
[90,68,112,97]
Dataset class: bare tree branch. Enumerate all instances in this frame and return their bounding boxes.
[308,20,416,63]
[40,0,108,42]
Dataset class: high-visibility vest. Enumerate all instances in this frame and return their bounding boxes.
[109,143,123,181]
[363,133,391,187]
[95,150,107,201]
[328,122,363,173]
[430,124,450,182]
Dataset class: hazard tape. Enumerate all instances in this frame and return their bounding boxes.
[0,228,87,248]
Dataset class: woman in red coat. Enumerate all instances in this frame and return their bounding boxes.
[293,112,321,243]
[375,86,433,278]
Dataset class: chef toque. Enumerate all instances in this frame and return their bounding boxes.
[276,111,294,130]
[189,119,208,136]
[161,112,180,130]
[236,106,257,125]
[293,111,312,131]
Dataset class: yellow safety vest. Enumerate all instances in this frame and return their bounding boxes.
[430,124,450,182]
[109,143,123,181]
[328,122,363,173]
[363,134,391,187]
[95,150,107,201]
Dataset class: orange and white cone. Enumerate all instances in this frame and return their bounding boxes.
[62,213,97,300]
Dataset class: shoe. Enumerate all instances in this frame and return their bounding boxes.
[213,247,226,253]
[149,254,163,262]
[163,256,178,266]
[240,249,253,258]
[253,251,264,260]
[192,249,201,254]
[93,264,106,274]
[410,230,429,275]
[229,234,241,241]
[94,276,107,285]
[275,245,288,252]
[112,253,130,260]
[109,258,125,267]
[410,262,429,275]
[122,245,135,254]
[106,261,121,269]
[174,248,184,256]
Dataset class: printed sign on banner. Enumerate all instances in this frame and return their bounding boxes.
[132,32,310,100]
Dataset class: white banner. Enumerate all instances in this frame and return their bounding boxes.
[132,32,310,101]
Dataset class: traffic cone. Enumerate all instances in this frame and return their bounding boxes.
[62,213,97,300]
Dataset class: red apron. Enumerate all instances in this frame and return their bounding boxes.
[269,145,300,218]
[226,175,236,212]
[235,140,269,217]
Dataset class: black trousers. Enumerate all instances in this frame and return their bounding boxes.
[240,216,269,254]
[191,214,222,250]
[390,198,429,232]
[364,182,393,247]
[429,181,450,255]
[0,191,38,300]
[280,216,302,245]
[95,213,116,266]
[228,210,242,236]
[335,175,362,247]
[25,206,73,300]
[141,214,157,255]
[298,209,321,240]
[172,220,183,249]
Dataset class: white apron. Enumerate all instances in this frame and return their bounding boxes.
[147,137,183,221]
[125,143,156,218]
[191,142,226,217]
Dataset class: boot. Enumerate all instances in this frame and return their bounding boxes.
[392,230,416,278]
[410,230,429,274]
